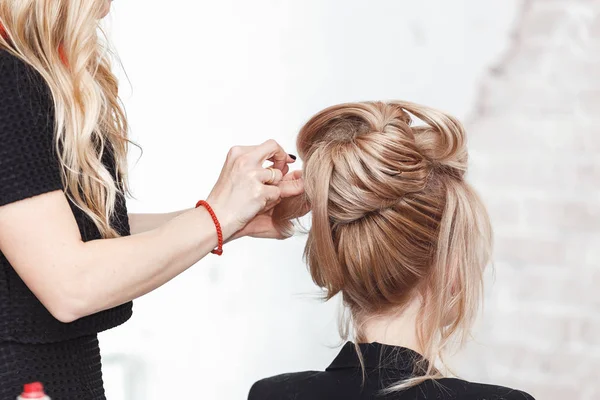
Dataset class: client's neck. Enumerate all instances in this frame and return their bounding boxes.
[358,298,423,355]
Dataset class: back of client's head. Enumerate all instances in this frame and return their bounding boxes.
[278,101,493,389]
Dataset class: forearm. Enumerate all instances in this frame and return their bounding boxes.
[59,207,234,321]
[128,210,190,235]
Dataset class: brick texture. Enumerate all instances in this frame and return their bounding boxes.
[461,1,600,398]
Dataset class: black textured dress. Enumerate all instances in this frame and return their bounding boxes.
[0,50,133,399]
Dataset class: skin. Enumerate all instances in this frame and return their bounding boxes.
[361,294,459,353]
[361,299,423,353]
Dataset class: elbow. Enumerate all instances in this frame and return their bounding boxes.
[44,290,91,324]
[49,307,80,324]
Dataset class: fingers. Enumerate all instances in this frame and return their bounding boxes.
[278,171,304,198]
[266,158,290,176]
[211,143,298,235]
[227,141,295,175]
[258,167,284,185]
[255,139,296,172]
[263,185,281,205]
[281,170,303,182]
[263,197,282,213]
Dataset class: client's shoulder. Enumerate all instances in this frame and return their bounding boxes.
[430,378,535,400]
[248,371,329,400]
[248,372,535,400]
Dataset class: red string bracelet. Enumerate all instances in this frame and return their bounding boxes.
[196,200,224,256]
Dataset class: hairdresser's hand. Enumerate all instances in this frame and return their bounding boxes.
[229,170,307,241]
[206,140,296,240]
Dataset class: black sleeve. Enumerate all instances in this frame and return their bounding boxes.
[0,51,63,207]
[248,379,274,400]
[513,390,536,400]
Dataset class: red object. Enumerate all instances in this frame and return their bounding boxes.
[21,382,46,399]
[196,200,224,256]
[0,23,9,40]
[58,46,69,67]
[0,22,68,68]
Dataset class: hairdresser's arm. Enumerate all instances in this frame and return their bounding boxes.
[128,171,305,237]
[0,141,302,324]
[128,211,189,235]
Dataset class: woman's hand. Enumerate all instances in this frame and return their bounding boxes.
[206,140,297,240]
[230,170,307,240]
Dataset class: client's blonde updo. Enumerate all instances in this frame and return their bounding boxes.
[278,101,492,388]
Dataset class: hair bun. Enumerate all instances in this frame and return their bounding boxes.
[297,102,469,226]
[297,102,436,225]
[395,102,468,178]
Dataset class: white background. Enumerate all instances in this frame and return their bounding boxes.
[100,1,520,399]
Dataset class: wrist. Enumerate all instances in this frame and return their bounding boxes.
[201,199,240,242]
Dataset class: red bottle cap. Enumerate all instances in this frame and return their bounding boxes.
[21,382,46,399]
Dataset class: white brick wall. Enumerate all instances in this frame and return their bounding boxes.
[460,1,600,399]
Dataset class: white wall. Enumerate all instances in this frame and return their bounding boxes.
[100,1,520,399]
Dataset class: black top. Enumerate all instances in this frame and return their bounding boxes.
[249,342,536,400]
[0,49,132,344]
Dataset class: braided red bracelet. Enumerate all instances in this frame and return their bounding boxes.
[196,200,224,256]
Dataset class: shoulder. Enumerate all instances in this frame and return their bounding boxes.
[430,378,536,400]
[248,373,535,400]
[248,371,325,400]
[0,49,33,83]
[0,50,60,207]
[0,50,53,136]
[0,49,41,76]
[0,49,50,105]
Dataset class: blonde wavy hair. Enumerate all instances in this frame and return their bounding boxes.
[276,101,493,390]
[0,0,129,238]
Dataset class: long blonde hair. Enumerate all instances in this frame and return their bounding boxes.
[0,0,129,238]
[276,101,493,390]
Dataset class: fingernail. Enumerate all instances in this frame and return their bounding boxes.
[289,154,297,160]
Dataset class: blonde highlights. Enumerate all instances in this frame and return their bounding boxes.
[0,0,129,238]
[279,101,493,389]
